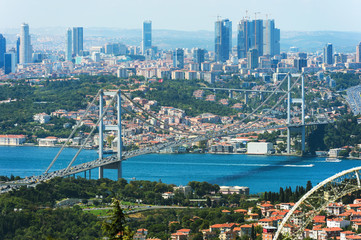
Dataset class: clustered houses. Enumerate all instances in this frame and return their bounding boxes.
[130,199,361,240]
[19,83,342,151]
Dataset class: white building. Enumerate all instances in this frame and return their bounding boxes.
[0,135,26,146]
[247,142,274,155]
[327,218,350,228]
[33,113,51,124]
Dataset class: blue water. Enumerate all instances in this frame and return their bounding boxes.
[1,146,361,193]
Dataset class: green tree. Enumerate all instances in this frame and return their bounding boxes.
[102,198,134,240]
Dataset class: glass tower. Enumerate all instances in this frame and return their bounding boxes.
[215,18,232,62]
[142,20,152,55]
[0,34,6,68]
[323,43,333,65]
[173,48,184,69]
[72,27,83,56]
[66,28,72,61]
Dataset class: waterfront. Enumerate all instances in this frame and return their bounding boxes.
[1,146,361,193]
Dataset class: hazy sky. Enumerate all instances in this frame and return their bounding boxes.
[1,0,361,32]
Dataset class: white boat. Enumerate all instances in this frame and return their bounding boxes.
[326,158,342,162]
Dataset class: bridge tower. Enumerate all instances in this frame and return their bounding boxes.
[98,90,123,179]
[287,74,305,154]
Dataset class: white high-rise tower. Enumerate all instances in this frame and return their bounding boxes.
[20,23,32,64]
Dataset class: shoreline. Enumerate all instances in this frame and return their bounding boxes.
[2,144,361,160]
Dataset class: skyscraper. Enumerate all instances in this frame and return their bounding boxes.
[0,34,6,68]
[173,48,184,69]
[66,28,72,61]
[193,48,205,64]
[263,19,280,57]
[215,18,232,62]
[142,20,152,55]
[4,52,15,74]
[20,23,32,64]
[237,19,265,58]
[247,48,259,69]
[15,37,20,64]
[72,27,83,56]
[356,42,361,63]
[323,43,333,65]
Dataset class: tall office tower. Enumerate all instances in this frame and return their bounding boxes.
[215,18,232,62]
[4,52,15,74]
[16,37,20,64]
[65,28,72,61]
[237,19,264,58]
[247,48,259,69]
[323,43,333,65]
[263,19,280,57]
[20,23,32,64]
[356,42,361,63]
[173,48,184,69]
[0,34,6,68]
[72,27,83,56]
[193,48,205,63]
[142,20,152,55]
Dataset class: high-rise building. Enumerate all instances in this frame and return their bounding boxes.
[4,52,15,74]
[215,18,232,62]
[263,20,280,57]
[66,28,72,61]
[193,48,205,65]
[323,43,333,65]
[173,48,184,69]
[72,27,83,56]
[247,48,259,69]
[237,19,264,58]
[20,23,32,64]
[142,20,152,55]
[356,42,361,63]
[16,37,20,64]
[0,34,6,68]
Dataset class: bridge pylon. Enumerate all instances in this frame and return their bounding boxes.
[286,74,306,154]
[98,90,123,179]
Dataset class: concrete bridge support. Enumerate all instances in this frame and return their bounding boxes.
[98,90,123,180]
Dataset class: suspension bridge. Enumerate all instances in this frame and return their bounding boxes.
[2,73,329,185]
[2,73,354,239]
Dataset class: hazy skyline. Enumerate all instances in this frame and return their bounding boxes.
[1,0,361,32]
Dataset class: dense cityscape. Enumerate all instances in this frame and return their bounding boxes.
[2,4,361,239]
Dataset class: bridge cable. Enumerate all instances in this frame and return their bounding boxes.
[44,90,102,174]
[224,74,303,137]
[64,89,121,172]
[120,92,203,136]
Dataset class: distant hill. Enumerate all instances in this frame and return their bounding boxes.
[1,27,360,53]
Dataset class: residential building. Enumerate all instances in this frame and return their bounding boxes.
[356,42,361,63]
[0,135,26,146]
[173,48,184,69]
[247,48,259,69]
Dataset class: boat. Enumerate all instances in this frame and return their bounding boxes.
[325,158,342,162]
